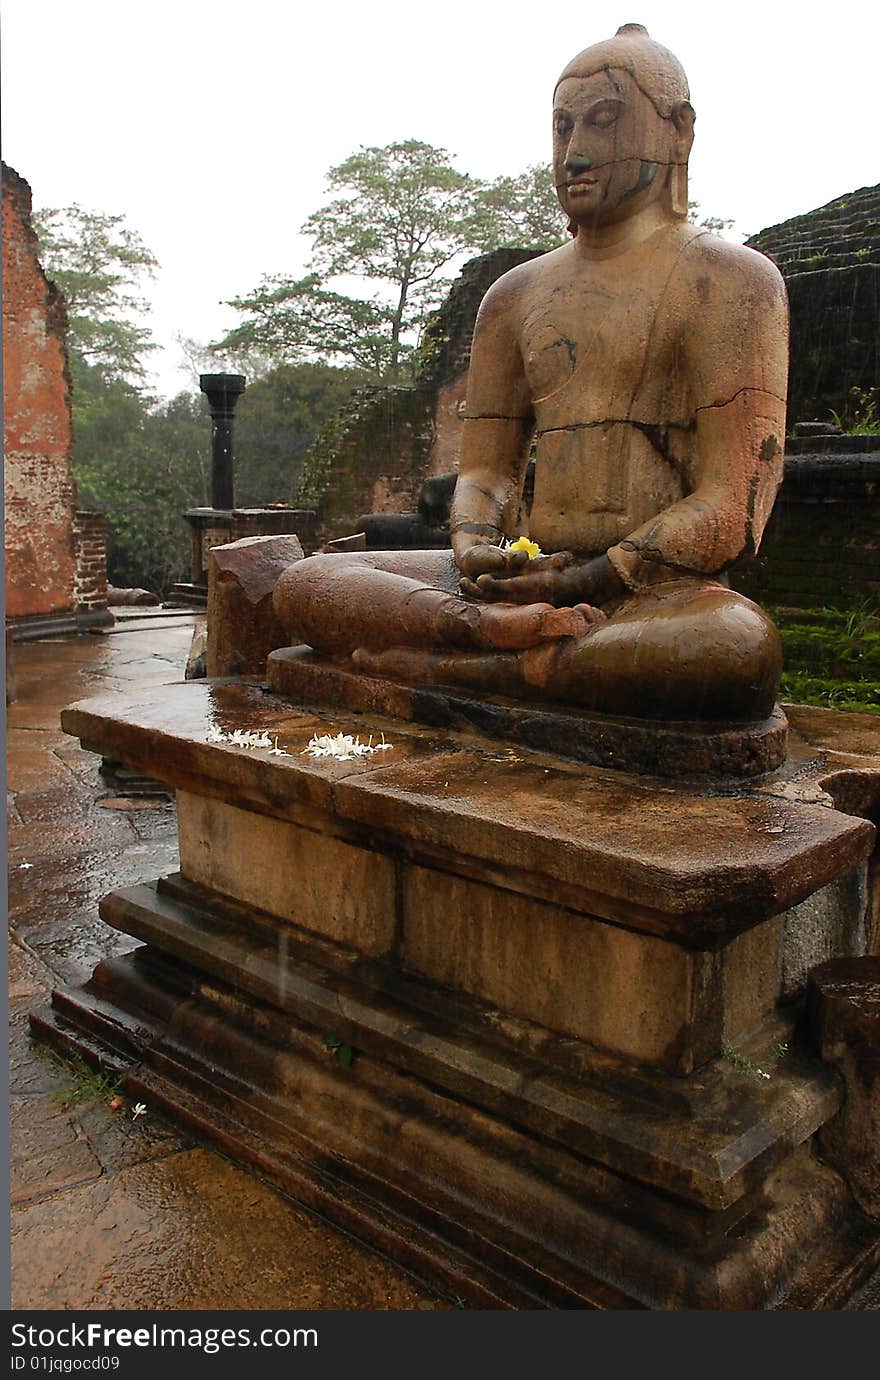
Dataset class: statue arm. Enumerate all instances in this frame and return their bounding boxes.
[608,247,789,590]
[450,279,535,579]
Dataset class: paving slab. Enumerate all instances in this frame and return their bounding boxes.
[10,1148,446,1311]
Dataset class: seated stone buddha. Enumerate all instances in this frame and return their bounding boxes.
[273,23,789,724]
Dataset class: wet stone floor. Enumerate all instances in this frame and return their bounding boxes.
[7,615,448,1311]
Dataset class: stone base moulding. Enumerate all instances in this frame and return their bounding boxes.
[268,646,789,780]
[36,677,880,1308]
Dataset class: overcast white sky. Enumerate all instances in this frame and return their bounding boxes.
[3,0,878,400]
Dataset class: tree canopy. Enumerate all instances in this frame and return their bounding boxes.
[34,204,361,593]
[467,164,567,253]
[214,146,568,380]
[219,274,404,379]
[34,204,158,385]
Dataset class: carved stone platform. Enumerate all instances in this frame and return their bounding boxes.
[268,646,789,780]
[35,679,880,1308]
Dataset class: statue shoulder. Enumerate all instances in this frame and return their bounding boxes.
[474,248,562,327]
[679,228,787,305]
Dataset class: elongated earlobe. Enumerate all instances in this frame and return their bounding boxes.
[669,101,695,219]
[669,162,689,219]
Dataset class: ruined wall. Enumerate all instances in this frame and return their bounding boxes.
[299,249,544,540]
[731,440,880,609]
[747,184,880,425]
[299,384,436,539]
[73,511,109,611]
[2,163,79,618]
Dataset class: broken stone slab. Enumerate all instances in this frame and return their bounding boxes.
[809,956,880,1218]
[206,533,303,678]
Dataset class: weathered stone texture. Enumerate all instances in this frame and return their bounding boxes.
[810,957,880,1217]
[731,442,880,608]
[206,532,303,676]
[2,163,78,618]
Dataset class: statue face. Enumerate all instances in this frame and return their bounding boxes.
[553,70,682,229]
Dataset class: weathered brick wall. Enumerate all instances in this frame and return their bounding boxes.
[747,184,880,424]
[2,162,78,618]
[73,511,108,610]
[299,384,437,539]
[731,444,880,608]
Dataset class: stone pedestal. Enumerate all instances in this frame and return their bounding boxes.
[809,956,880,1218]
[32,680,880,1308]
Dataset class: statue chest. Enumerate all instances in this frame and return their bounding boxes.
[520,273,686,428]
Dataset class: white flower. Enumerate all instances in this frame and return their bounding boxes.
[207,723,388,762]
[303,731,392,762]
[206,725,287,753]
[131,1102,147,1121]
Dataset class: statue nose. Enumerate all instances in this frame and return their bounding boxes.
[564,152,592,176]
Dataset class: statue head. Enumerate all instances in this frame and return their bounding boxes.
[553,23,695,233]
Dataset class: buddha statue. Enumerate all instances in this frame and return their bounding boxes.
[273,23,788,723]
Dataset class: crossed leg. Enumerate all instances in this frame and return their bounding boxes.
[350,578,782,723]
[273,553,781,723]
[272,549,600,658]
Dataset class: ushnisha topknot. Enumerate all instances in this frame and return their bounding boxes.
[554,22,690,117]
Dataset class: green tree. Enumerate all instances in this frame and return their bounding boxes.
[303,140,480,374]
[216,140,486,379]
[33,204,158,385]
[233,363,367,504]
[217,275,403,379]
[467,164,567,251]
[71,365,208,593]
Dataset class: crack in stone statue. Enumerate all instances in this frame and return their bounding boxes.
[273,23,789,724]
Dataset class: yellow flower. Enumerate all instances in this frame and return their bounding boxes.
[506,535,542,560]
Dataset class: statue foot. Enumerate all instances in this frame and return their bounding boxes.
[462,600,604,651]
[352,645,522,694]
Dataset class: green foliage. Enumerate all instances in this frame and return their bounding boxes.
[466,164,567,251]
[72,363,209,593]
[33,204,158,383]
[774,600,880,714]
[829,386,880,435]
[47,1052,123,1110]
[72,360,359,593]
[218,275,402,379]
[322,1034,354,1069]
[35,203,360,594]
[233,363,366,505]
[219,141,482,380]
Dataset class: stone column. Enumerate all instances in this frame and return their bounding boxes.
[199,373,246,511]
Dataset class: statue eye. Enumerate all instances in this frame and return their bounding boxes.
[590,102,620,128]
[553,113,573,139]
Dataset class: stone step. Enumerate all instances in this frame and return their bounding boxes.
[87,875,843,1214]
[30,922,865,1309]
